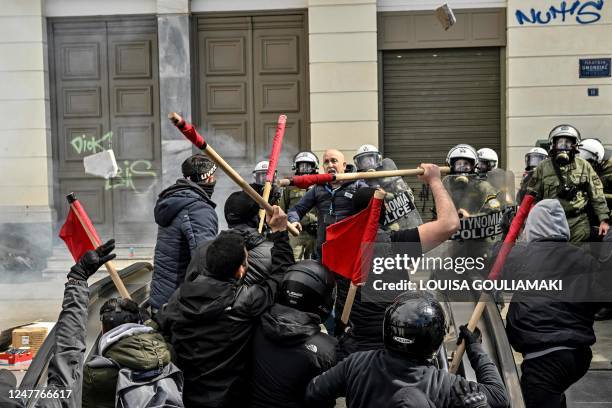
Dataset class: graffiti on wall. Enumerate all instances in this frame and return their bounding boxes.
[515,0,605,25]
[105,160,157,192]
[71,131,113,155]
[70,132,157,192]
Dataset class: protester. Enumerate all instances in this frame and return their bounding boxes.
[82,297,181,408]
[150,154,218,312]
[249,260,337,408]
[288,149,367,259]
[335,164,460,356]
[0,241,116,408]
[305,291,509,407]
[185,190,274,286]
[504,199,603,408]
[155,206,294,408]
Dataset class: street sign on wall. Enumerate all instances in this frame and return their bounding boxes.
[579,58,611,78]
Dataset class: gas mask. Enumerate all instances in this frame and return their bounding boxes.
[552,137,575,166]
[451,159,473,184]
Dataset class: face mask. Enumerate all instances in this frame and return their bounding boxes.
[554,151,571,166]
[198,180,216,198]
[452,159,473,174]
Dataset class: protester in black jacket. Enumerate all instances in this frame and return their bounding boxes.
[0,241,116,408]
[156,206,293,408]
[185,190,274,286]
[249,260,337,408]
[504,199,604,408]
[150,154,218,311]
[305,292,509,408]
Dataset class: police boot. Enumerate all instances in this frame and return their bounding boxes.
[594,306,612,321]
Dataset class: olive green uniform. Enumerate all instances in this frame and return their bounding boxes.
[527,157,609,242]
[442,175,501,216]
[280,185,317,261]
[598,158,612,210]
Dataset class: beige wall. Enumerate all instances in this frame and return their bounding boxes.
[308,0,379,165]
[0,0,53,221]
[506,0,612,180]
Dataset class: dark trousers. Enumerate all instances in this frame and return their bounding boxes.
[520,346,592,408]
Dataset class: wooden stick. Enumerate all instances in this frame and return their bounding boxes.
[168,112,299,236]
[201,140,300,237]
[449,295,487,373]
[278,166,451,187]
[341,282,359,324]
[69,202,131,299]
[257,182,273,233]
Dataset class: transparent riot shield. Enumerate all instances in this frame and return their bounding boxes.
[484,168,516,207]
[431,171,517,280]
[365,157,424,230]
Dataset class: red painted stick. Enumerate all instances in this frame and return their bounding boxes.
[258,115,287,232]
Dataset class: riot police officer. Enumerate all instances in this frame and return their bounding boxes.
[280,151,319,261]
[517,147,548,203]
[527,125,609,242]
[443,144,500,216]
[578,138,612,210]
[476,147,498,176]
[353,144,423,230]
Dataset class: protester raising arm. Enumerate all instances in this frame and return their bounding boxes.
[416,164,460,252]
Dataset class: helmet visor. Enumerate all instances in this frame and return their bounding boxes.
[296,162,316,175]
[554,137,574,151]
[477,159,496,172]
[452,159,474,174]
[355,153,380,171]
[525,153,547,168]
[253,171,267,185]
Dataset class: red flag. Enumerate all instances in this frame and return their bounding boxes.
[322,195,383,283]
[59,200,101,262]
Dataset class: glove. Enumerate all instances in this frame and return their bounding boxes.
[334,319,353,338]
[68,239,116,281]
[453,377,488,408]
[456,325,482,347]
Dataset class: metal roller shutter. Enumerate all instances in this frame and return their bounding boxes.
[382,47,501,219]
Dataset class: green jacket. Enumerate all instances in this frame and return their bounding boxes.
[527,157,609,223]
[598,158,612,209]
[442,176,500,215]
[280,185,317,226]
[82,325,173,408]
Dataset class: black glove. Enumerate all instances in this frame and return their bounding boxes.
[334,319,353,338]
[68,239,116,281]
[456,325,482,346]
[453,377,488,408]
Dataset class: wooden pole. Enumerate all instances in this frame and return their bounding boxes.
[449,295,487,373]
[278,166,451,187]
[257,182,272,233]
[168,112,299,236]
[68,200,131,299]
[341,283,359,325]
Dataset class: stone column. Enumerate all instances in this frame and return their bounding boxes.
[157,0,193,187]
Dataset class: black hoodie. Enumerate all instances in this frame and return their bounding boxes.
[150,179,218,309]
[156,231,294,408]
[249,304,337,408]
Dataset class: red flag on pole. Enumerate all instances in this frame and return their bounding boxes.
[59,198,101,262]
[322,194,383,284]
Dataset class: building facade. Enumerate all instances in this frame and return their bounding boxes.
[1,0,610,266]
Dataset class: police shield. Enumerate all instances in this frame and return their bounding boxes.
[365,158,423,230]
[434,171,516,274]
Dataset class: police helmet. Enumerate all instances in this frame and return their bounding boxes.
[354,144,383,171]
[525,147,548,169]
[253,160,275,185]
[383,291,446,359]
[548,124,581,151]
[293,151,319,175]
[578,138,605,165]
[279,260,336,320]
[182,154,217,183]
[476,148,498,172]
[446,144,478,174]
